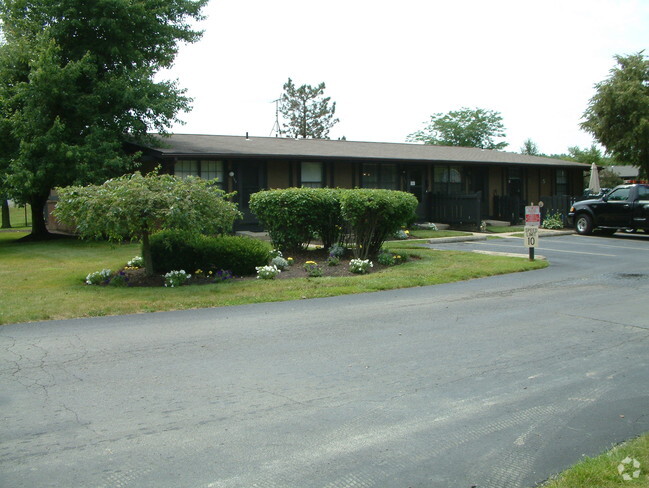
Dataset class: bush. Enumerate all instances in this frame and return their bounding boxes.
[249,188,345,252]
[349,258,373,274]
[86,269,112,285]
[270,256,289,270]
[205,236,272,275]
[164,270,191,288]
[340,189,418,259]
[542,211,564,230]
[150,230,271,276]
[150,229,204,274]
[256,265,280,280]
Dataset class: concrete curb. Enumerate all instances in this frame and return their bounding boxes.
[427,234,488,244]
[472,250,547,260]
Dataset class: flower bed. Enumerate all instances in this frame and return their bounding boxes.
[86,249,416,287]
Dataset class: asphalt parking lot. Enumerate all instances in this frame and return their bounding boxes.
[1,232,648,488]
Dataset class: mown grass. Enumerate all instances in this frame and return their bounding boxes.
[0,231,546,325]
[540,433,649,487]
[5,203,32,228]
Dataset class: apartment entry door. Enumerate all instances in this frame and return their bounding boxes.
[405,166,426,220]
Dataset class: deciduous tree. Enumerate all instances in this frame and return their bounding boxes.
[407,107,508,150]
[581,52,649,178]
[53,172,241,276]
[0,0,207,239]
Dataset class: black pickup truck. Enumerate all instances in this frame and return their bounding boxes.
[568,183,649,235]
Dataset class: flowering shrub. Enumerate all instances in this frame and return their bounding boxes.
[86,269,112,285]
[126,256,144,268]
[164,270,191,287]
[303,261,323,277]
[349,258,373,274]
[287,257,294,266]
[270,256,289,270]
[392,229,409,240]
[256,265,280,280]
[542,211,564,230]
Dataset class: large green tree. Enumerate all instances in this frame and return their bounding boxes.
[0,0,207,239]
[54,172,242,276]
[565,145,623,189]
[581,52,649,178]
[407,107,508,150]
[279,78,339,139]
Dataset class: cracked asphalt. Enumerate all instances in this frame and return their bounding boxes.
[1,233,648,487]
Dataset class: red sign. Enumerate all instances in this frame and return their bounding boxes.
[525,206,541,227]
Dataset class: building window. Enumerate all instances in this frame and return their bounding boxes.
[556,169,567,195]
[433,165,462,194]
[300,162,324,188]
[175,160,199,179]
[361,163,397,189]
[175,160,224,188]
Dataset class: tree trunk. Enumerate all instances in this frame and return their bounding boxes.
[1,198,10,229]
[28,193,51,240]
[141,231,154,276]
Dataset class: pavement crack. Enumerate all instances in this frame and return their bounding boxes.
[560,313,649,332]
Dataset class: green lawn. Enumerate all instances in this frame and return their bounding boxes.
[540,433,649,487]
[0,231,546,325]
[5,203,32,228]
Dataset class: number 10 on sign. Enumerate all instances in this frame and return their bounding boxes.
[524,226,538,248]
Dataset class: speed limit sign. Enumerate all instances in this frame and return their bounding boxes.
[524,226,538,248]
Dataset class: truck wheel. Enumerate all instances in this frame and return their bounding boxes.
[575,214,593,235]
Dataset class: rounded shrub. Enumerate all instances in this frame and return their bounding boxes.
[339,189,418,259]
[203,235,272,276]
[249,188,345,252]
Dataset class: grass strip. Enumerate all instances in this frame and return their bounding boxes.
[0,232,546,325]
[540,433,649,487]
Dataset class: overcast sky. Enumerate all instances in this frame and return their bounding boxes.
[160,0,649,156]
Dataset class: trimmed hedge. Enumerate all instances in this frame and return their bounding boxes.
[249,188,345,253]
[150,230,271,275]
[250,187,418,258]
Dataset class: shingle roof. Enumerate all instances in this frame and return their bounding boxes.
[143,134,588,168]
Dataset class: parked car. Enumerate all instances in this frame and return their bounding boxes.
[568,184,649,235]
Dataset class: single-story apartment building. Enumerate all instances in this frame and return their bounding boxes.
[129,134,588,229]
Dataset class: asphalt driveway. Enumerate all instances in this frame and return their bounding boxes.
[1,233,648,487]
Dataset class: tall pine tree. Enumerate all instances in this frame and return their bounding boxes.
[279,78,339,139]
